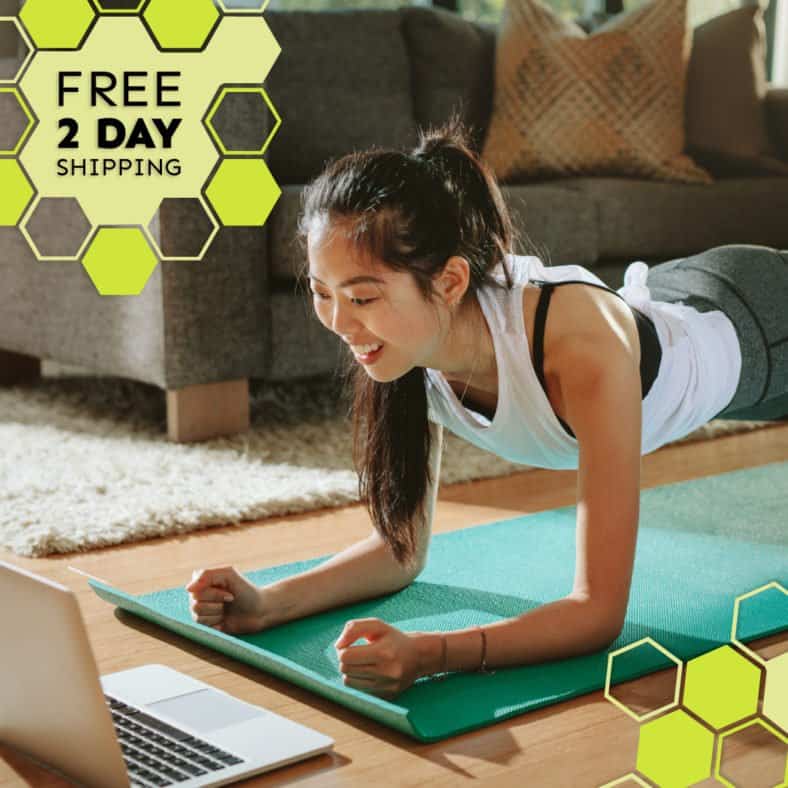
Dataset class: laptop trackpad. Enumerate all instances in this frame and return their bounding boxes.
[147,688,265,734]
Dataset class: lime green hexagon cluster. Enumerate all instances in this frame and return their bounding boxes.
[3,0,281,294]
[599,581,788,788]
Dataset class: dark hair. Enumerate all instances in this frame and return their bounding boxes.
[294,112,548,570]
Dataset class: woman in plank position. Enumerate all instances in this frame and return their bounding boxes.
[187,117,788,699]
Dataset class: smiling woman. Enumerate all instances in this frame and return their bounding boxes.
[187,112,787,700]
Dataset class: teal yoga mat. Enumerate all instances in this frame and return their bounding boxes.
[90,461,788,742]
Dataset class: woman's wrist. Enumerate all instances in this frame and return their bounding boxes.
[411,632,446,679]
[256,581,298,629]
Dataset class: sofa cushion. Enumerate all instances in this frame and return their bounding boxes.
[685,5,788,177]
[766,88,788,160]
[686,5,788,176]
[566,176,788,260]
[499,183,598,266]
[400,6,496,152]
[264,10,420,184]
[481,0,714,186]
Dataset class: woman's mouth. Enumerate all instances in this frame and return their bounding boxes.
[352,343,384,364]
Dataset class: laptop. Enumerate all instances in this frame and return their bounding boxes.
[0,561,335,788]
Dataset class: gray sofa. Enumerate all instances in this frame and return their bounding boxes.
[2,6,788,441]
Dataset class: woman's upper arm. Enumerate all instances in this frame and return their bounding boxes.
[558,332,643,636]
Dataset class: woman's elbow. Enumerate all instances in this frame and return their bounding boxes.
[598,615,625,649]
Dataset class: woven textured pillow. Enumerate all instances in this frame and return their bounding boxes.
[481,0,714,184]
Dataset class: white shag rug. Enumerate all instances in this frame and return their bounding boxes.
[0,361,774,558]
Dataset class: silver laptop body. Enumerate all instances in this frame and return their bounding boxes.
[0,561,334,787]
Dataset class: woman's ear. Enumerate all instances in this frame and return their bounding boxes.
[439,255,471,307]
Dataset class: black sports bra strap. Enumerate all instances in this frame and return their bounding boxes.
[532,283,577,438]
[532,283,554,394]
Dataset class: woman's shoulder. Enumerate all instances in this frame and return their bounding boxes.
[535,279,642,381]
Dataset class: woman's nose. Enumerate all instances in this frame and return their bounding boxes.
[330,303,359,336]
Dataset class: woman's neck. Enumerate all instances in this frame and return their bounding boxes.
[440,293,497,393]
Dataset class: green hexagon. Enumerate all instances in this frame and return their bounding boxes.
[0,87,35,155]
[82,227,159,295]
[637,708,715,787]
[683,645,762,730]
[0,159,34,226]
[764,651,788,736]
[143,0,220,50]
[204,86,281,156]
[731,582,787,667]
[605,636,683,723]
[715,717,788,788]
[19,0,96,50]
[204,158,280,226]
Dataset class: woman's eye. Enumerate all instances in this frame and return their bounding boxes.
[310,290,375,307]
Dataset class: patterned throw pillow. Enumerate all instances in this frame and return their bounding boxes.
[481,0,714,184]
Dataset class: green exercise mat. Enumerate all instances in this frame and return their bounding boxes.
[90,461,788,742]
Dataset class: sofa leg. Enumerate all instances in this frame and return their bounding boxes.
[0,349,41,385]
[166,378,250,443]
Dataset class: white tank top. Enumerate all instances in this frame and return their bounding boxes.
[424,253,742,470]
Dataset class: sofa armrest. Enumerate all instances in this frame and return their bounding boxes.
[765,86,788,161]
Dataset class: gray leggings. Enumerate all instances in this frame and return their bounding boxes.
[645,244,788,421]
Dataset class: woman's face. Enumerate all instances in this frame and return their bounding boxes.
[307,224,448,382]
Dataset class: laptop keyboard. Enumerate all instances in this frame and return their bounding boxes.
[104,694,246,787]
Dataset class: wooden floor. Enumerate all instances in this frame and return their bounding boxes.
[2,423,787,787]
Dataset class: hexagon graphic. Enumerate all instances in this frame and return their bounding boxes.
[22,197,92,259]
[19,0,96,50]
[732,582,788,666]
[683,644,762,731]
[605,637,684,723]
[764,651,788,736]
[218,0,271,12]
[205,86,281,155]
[0,159,34,225]
[143,0,220,51]
[636,708,715,787]
[0,87,35,155]
[0,17,34,83]
[20,14,280,235]
[204,158,280,226]
[94,0,147,12]
[82,227,159,295]
[147,197,218,260]
[715,717,788,788]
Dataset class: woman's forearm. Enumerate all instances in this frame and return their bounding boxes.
[261,533,420,628]
[414,594,621,677]
[262,423,442,630]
